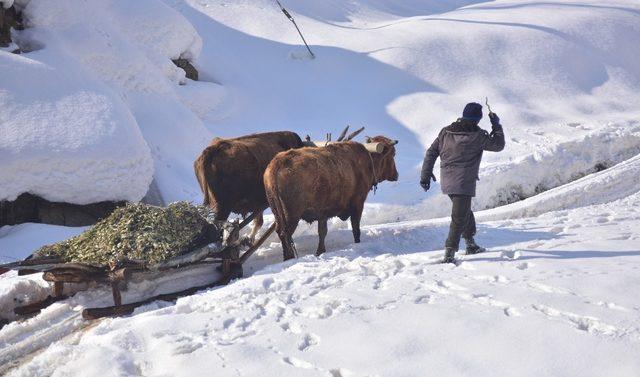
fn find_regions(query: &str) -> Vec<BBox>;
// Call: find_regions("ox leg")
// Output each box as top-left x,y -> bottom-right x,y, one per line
350,204 -> 364,243
214,208 -> 231,223
278,232 -> 295,261
248,212 -> 264,243
316,219 -> 328,256
278,219 -> 299,261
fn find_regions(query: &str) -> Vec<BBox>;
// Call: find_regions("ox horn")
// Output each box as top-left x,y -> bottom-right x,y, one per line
391,139 -> 398,145
336,125 -> 350,141
346,126 -> 365,141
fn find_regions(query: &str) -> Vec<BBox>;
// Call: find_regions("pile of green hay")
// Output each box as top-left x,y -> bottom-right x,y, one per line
35,202 -> 218,266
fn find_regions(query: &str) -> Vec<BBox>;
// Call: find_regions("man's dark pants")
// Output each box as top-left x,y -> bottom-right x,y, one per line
445,194 -> 476,249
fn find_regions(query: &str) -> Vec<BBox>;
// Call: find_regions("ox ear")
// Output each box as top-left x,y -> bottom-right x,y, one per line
365,136 -> 372,143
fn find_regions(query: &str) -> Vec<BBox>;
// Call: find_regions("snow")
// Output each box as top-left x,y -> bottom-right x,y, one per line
2,0 -> 640,375
3,179 -> 640,375
159,0 -> 640,221
0,51 -> 153,204
4,0 -> 640,210
1,0 -> 224,204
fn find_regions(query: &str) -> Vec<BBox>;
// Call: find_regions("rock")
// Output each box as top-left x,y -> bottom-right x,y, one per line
0,4 -> 23,49
0,193 -> 126,227
173,58 -> 198,81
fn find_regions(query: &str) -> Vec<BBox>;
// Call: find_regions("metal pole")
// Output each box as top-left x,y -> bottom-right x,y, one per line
275,0 -> 315,59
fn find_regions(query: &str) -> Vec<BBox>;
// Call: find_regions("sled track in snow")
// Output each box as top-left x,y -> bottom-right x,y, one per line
0,264 -> 225,373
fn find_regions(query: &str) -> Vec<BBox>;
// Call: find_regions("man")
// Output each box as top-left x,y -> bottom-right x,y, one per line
420,102 -> 505,263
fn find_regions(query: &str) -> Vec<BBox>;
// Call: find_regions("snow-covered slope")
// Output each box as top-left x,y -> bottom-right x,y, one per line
1,0 -> 225,204
2,161 -> 640,376
4,0 -> 639,212
169,0 -> 640,219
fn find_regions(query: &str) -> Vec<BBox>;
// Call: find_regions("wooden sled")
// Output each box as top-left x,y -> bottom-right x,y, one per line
0,214 -> 275,321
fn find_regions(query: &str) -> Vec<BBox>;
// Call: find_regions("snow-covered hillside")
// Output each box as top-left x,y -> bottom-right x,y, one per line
4,0 -> 639,214
1,0 -> 640,375
170,0 -> 640,219
1,0 -> 223,204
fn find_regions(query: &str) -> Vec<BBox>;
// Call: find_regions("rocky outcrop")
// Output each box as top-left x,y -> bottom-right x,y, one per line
0,193 -> 126,227
0,4 -> 23,53
173,58 -> 198,81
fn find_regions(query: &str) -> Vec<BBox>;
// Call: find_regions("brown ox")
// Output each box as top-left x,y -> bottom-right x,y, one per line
194,131 -> 303,241
264,136 -> 399,260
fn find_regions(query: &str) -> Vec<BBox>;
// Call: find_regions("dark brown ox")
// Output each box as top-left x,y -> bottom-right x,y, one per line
194,131 -> 303,241
264,136 -> 399,260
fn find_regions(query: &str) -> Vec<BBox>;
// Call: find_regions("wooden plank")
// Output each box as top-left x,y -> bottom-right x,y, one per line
14,295 -> 68,316
239,223 -> 276,264
111,283 -> 122,306
82,270 -> 239,320
53,282 -> 64,297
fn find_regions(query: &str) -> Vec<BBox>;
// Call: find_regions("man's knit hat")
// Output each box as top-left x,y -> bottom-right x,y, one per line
462,102 -> 483,121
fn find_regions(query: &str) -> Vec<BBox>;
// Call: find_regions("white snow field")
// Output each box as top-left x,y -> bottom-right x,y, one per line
2,159 -> 640,376
1,0 -> 640,375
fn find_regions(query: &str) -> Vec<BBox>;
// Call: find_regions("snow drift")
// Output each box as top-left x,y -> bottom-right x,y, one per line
1,0 -> 225,205
175,0 -> 640,222
0,52 -> 153,204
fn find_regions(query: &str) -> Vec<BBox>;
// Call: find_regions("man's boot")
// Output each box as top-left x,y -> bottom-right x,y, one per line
465,237 -> 486,255
443,247 -> 457,264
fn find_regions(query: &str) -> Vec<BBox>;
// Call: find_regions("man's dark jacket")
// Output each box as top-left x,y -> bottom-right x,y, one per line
421,118 -> 505,196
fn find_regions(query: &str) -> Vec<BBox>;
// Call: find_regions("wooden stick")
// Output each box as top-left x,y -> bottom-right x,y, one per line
345,126 -> 365,141
239,223 -> 276,264
336,125 -> 350,141
111,282 -> 122,306
14,295 -> 68,315
54,282 -> 64,298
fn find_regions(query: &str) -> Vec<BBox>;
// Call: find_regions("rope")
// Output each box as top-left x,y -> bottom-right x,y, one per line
367,151 -> 378,194
274,0 -> 315,59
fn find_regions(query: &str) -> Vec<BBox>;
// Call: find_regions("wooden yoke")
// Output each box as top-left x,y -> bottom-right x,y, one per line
302,140 -> 384,153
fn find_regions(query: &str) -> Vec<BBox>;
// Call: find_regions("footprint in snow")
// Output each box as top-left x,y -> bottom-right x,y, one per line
472,275 -> 509,283
528,282 -> 569,294
282,356 -> 314,369
262,277 -> 275,289
436,280 -> 467,291
330,368 -> 356,377
504,307 -> 522,317
516,262 -> 534,270
592,301 -> 630,312
298,333 -> 321,351
531,304 -> 620,337
501,250 -> 521,260
414,295 -> 435,304
280,321 -> 302,334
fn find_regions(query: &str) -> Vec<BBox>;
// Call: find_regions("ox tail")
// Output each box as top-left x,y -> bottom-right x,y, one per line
194,145 -> 219,209
265,169 -> 298,259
